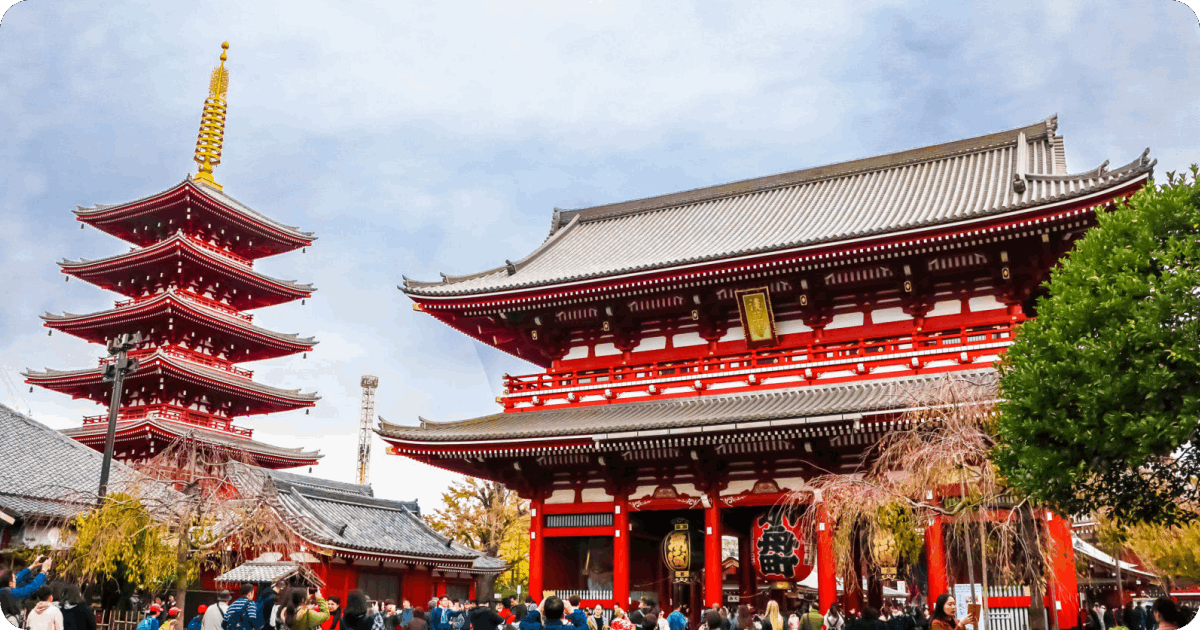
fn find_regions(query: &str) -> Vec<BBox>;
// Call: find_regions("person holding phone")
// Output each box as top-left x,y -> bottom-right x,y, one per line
929,596 -> 976,630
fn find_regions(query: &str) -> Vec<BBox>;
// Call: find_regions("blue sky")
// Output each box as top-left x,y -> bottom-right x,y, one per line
1,0 -> 1198,510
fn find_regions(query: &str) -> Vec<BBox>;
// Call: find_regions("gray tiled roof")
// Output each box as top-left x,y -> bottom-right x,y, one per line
230,465 -> 507,573
215,561 -> 321,585
61,417 -> 322,461
376,370 -> 998,443
0,404 -> 141,521
404,117 -> 1154,296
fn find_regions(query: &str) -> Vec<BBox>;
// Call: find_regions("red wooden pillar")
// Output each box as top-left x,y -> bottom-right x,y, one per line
925,514 -> 948,611
1046,511 -> 1080,630
738,535 -> 755,604
529,499 -> 545,600
614,497 -> 631,609
816,507 -> 837,615
704,492 -> 723,609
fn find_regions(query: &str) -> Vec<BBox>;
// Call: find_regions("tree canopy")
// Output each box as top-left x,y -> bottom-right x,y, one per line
995,166 -> 1200,526
427,478 -> 529,593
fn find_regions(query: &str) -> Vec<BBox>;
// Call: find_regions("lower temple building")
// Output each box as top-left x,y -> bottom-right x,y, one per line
380,117 -> 1156,629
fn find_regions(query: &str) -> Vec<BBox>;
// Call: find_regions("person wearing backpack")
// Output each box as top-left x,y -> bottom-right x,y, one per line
799,603 -> 823,630
205,592 -> 233,630
187,606 -> 209,630
139,605 -> 165,630
224,585 -> 263,630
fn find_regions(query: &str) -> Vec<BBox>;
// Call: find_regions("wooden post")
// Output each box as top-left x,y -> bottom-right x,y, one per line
530,499 -> 545,599
614,497 -> 631,609
704,491 -> 723,609
817,506 -> 837,615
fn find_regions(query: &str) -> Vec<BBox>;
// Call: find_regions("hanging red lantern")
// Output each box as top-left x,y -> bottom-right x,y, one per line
751,510 -> 814,582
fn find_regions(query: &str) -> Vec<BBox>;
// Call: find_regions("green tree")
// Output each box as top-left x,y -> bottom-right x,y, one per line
995,167 -> 1200,527
427,478 -> 528,593
66,492 -> 180,591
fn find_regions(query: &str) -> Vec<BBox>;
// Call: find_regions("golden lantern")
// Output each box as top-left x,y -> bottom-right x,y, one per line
661,518 -> 699,583
871,528 -> 899,580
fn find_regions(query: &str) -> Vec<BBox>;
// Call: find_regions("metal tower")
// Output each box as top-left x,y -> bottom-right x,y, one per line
357,375 -> 379,486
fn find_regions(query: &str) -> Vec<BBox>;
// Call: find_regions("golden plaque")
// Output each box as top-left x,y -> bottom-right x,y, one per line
736,287 -> 778,348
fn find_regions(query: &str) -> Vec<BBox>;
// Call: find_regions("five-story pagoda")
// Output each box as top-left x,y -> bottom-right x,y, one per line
25,43 -> 322,469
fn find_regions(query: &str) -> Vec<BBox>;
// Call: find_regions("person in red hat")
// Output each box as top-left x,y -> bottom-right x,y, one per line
188,605 -> 209,630
160,607 -> 182,630
137,605 -> 165,630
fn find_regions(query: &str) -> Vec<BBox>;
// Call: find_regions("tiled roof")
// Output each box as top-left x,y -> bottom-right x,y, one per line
0,404 -> 141,521
61,418 -> 323,462
24,351 -> 321,406
42,289 -> 318,349
403,117 -> 1154,296
230,465 -> 507,573
215,561 -> 323,585
265,469 -> 374,499
59,233 -> 316,294
74,178 -> 315,242
377,370 -> 997,443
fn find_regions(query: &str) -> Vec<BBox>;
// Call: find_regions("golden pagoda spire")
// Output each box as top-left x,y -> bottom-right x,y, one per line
193,42 -> 230,191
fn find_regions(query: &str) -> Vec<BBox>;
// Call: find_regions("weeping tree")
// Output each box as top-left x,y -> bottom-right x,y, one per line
796,374 -> 1058,630
61,433 -> 301,613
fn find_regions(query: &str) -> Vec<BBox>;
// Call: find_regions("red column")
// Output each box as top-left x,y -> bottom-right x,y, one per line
614,496 -> 631,609
816,507 -> 837,615
704,491 -> 723,609
738,535 -> 755,604
529,499 -> 545,600
1046,511 -> 1080,630
925,514 -> 948,611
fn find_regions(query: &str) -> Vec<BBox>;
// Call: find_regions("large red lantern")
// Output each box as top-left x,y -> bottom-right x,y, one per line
751,510 -> 814,582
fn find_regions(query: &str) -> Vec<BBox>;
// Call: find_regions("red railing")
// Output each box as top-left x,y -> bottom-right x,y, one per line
82,404 -> 254,438
113,290 -> 252,322
100,347 -> 253,379
502,321 -> 1015,405
183,234 -> 254,268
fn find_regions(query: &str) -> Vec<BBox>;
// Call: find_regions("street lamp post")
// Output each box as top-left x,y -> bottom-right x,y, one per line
97,332 -> 141,502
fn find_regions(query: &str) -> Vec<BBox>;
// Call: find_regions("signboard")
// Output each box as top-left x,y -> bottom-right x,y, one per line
735,287 -> 778,348
752,511 -> 813,582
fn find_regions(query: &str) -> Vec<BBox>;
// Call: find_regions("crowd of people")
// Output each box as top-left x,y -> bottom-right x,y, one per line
1,562 -> 1195,630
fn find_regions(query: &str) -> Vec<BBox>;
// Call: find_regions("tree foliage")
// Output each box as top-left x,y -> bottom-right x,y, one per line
427,478 -> 529,593
995,167 -> 1200,526
66,492 -> 180,590
1098,512 -> 1200,585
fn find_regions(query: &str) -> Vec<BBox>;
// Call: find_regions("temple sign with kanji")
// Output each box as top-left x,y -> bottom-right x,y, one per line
382,117 -> 1155,626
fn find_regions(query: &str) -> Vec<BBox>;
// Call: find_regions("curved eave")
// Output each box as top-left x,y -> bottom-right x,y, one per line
25,354 -> 319,415
74,179 -> 315,257
41,291 -> 317,359
59,234 -> 315,306
63,420 -> 321,468
402,151 -> 1153,301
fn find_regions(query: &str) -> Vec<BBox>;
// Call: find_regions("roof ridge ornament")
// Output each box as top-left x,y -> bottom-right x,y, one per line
193,42 -> 231,191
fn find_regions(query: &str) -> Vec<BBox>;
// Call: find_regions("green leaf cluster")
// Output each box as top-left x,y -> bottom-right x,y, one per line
66,493 -> 180,590
995,167 -> 1200,526
876,502 -> 923,566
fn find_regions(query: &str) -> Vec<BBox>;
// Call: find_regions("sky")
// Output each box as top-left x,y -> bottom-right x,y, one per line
1,0 -> 1198,512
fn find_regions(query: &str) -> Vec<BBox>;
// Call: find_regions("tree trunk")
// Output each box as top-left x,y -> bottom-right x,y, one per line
1020,504 -> 1048,630
476,573 -> 498,603
979,517 -> 990,630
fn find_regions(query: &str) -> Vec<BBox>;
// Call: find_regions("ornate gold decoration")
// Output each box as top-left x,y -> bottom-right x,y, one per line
193,42 -> 230,190
735,286 -> 778,349
661,518 -> 693,583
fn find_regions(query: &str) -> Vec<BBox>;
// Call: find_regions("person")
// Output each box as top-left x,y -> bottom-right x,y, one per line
1151,597 -> 1184,630
760,602 -> 783,630
386,601 -> 402,630
326,597 -> 343,630
205,592 -> 232,630
640,613 -> 659,630
611,610 -> 634,630
162,608 -> 183,630
928,596 -> 975,630
566,597 -> 587,630
886,604 -> 912,630
519,605 -> 543,630
406,610 -> 428,630
261,584 -> 284,630
1130,602 -> 1145,630
2,555 -> 52,623
279,587 -> 330,630
849,608 -> 886,630
188,607 -> 209,630
343,590 -> 385,630
139,604 -> 165,630
469,600 -> 505,630
702,611 -> 723,630
589,606 -> 607,630
798,603 -> 822,630
1086,603 -> 1104,630
27,586 -> 64,630
225,585 -> 264,630
668,605 -> 687,630
1103,606 -> 1116,630
511,602 -> 529,630
61,585 -> 96,630
401,602 -> 414,629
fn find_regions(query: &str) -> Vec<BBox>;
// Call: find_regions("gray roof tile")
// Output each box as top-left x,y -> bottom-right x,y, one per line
404,118 -> 1154,296
377,370 -> 998,442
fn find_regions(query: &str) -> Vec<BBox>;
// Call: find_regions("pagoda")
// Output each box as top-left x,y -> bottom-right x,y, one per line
25,43 -> 322,470
382,117 -> 1155,627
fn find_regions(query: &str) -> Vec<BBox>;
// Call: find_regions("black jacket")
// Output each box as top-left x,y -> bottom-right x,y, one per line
471,608 -> 506,630
63,604 -> 97,630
